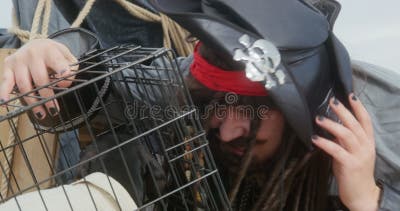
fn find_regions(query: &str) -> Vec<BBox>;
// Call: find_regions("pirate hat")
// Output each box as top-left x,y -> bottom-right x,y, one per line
151,0 -> 352,149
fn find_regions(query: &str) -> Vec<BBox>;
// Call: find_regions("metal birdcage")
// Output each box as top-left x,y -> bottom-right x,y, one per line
0,45 -> 231,210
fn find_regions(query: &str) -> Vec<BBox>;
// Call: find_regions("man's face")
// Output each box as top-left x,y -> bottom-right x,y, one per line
207,105 -> 285,172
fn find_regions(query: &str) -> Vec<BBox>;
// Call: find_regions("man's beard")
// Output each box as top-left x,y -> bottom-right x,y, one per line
207,128 -> 272,176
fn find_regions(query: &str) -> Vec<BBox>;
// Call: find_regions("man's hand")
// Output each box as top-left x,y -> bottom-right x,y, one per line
312,94 -> 380,211
0,39 -> 77,119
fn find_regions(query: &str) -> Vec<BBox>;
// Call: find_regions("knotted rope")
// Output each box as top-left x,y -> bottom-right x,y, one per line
9,0 -> 194,56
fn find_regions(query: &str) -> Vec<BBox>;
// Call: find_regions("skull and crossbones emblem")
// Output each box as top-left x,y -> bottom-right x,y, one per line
233,34 -> 286,89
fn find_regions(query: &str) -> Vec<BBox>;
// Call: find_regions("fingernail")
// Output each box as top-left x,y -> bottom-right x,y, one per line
317,115 -> 325,121
311,135 -> 319,140
332,97 -> 339,106
36,112 -> 43,119
49,107 -> 58,116
351,94 -> 358,101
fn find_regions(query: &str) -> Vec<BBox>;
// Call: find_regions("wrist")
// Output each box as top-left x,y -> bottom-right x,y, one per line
348,185 -> 381,211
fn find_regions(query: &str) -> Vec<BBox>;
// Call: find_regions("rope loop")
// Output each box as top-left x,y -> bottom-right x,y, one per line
9,0 -> 194,56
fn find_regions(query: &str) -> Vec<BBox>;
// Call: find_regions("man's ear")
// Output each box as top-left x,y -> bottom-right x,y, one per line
311,0 -> 342,30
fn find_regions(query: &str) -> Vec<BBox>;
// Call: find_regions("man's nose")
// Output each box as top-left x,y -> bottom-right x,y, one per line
218,112 -> 250,142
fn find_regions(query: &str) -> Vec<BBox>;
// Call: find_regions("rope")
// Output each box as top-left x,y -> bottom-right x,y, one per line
30,0 -> 46,39
7,27 -> 31,43
113,0 -> 194,56
9,0 -> 194,57
114,0 -> 161,22
9,8 -> 30,42
41,0 -> 52,36
160,14 -> 194,56
0,98 -> 21,197
71,0 -> 96,28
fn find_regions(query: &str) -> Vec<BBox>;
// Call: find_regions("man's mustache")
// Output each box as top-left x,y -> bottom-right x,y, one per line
208,128 -> 254,149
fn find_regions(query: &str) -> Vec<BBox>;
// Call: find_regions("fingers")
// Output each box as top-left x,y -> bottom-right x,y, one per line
312,135 -> 350,165
0,67 -> 15,102
328,97 -> 369,144
13,64 -> 46,119
316,115 -> 360,152
52,42 -> 78,88
349,94 -> 374,139
29,58 -> 59,116
313,94 -> 377,211
315,93 -> 375,152
0,39 -> 78,119
54,41 -> 79,71
44,50 -> 74,88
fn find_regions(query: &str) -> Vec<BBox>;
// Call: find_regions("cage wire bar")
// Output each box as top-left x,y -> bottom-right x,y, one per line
0,45 -> 231,210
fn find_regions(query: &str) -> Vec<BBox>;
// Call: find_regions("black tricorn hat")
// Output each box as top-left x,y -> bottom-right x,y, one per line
151,0 -> 353,149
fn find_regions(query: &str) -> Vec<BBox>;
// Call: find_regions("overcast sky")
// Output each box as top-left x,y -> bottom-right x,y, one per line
1,0 -> 399,72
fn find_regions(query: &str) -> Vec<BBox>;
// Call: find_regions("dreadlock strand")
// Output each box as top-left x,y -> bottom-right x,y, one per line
310,151 -> 332,211
253,123 -> 295,211
268,160 -> 299,209
257,137 -> 318,211
304,159 -> 315,211
283,152 -> 313,192
251,134 -> 296,211
310,166 -> 319,211
228,136 -> 257,204
282,152 -> 314,209
290,152 -> 316,211
291,166 -> 308,211
228,117 -> 261,205
289,152 -> 314,211
238,179 -> 253,211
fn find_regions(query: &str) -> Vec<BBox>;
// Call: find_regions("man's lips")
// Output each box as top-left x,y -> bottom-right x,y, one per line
224,145 -> 246,156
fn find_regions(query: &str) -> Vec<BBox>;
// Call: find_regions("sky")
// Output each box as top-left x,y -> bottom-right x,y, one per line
334,0 -> 400,72
1,0 -> 399,72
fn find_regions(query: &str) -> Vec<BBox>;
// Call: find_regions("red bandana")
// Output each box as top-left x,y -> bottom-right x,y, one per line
190,43 -> 268,96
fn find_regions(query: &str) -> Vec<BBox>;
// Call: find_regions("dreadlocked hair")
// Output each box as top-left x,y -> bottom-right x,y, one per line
185,43 -> 333,211
249,132 -> 332,211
